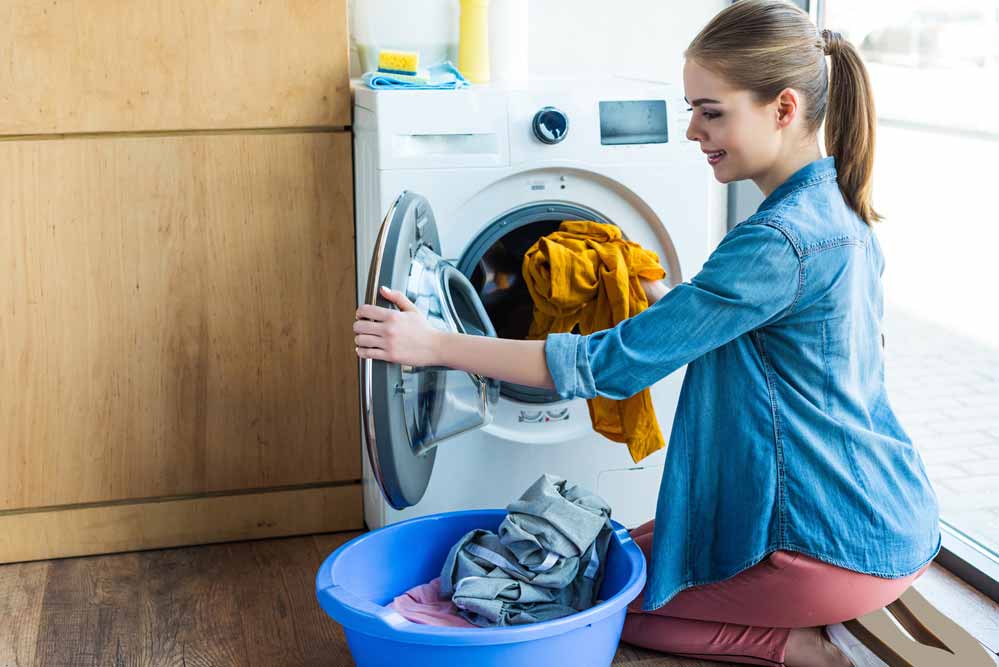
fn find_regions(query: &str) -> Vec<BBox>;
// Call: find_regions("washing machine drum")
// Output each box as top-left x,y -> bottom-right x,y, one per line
361,191 -> 500,510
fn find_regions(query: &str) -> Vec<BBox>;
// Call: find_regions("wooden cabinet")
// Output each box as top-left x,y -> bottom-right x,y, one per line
0,132 -> 359,508
0,0 -> 351,134
0,1 -> 361,563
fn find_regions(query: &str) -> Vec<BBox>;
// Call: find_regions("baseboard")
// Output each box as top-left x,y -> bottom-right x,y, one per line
0,482 -> 363,564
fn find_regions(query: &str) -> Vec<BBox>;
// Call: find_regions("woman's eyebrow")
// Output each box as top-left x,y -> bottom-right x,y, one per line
683,96 -> 722,106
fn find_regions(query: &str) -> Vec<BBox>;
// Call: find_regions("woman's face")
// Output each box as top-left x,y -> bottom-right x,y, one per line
682,58 -> 782,184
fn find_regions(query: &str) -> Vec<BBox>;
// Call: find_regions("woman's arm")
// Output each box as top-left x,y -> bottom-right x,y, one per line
547,222 -> 802,401
355,277 -> 670,389
439,331 -> 554,389
640,278 -> 670,304
360,224 -> 802,404
354,286 -> 556,389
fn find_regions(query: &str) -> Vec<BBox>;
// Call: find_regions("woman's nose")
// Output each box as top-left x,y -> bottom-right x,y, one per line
685,119 -> 703,143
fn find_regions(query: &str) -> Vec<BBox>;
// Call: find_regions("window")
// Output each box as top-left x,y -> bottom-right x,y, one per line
821,0 -> 999,597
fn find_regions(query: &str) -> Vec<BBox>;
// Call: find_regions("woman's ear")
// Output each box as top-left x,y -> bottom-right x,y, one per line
775,87 -> 800,129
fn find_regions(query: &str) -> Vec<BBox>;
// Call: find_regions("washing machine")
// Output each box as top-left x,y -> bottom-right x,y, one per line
353,77 -> 715,531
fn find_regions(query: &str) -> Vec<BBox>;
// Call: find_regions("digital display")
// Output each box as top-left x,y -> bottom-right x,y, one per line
599,100 -> 669,146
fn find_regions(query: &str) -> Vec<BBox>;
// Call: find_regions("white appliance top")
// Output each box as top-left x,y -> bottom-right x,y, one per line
352,76 -> 677,112
352,76 -> 695,170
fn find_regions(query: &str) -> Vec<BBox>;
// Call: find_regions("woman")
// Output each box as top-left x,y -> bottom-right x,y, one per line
354,2 -> 941,665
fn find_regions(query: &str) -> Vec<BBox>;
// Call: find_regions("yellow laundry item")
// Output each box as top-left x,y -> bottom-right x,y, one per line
522,220 -> 667,463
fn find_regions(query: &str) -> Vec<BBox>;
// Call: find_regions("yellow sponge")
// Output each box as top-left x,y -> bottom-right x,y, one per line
377,49 -> 420,76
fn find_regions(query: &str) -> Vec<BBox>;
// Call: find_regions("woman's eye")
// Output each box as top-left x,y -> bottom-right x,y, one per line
687,106 -> 720,120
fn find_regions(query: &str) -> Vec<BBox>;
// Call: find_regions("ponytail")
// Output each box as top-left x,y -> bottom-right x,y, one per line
822,29 -> 882,224
686,1 -> 883,225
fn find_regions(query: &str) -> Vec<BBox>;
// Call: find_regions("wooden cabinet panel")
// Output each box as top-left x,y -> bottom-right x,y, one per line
0,130 -> 359,511
0,0 -> 350,135
0,484 -> 362,563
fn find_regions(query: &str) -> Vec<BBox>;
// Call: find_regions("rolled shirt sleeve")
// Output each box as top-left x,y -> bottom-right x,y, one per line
543,220 -> 802,401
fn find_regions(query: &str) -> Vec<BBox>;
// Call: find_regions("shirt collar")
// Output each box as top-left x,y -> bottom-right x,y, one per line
757,156 -> 837,213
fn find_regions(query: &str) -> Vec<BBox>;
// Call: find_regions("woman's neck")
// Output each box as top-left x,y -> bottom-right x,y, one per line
754,142 -> 824,197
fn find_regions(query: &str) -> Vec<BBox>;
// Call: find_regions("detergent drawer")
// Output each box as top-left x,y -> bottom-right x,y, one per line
354,85 -> 510,170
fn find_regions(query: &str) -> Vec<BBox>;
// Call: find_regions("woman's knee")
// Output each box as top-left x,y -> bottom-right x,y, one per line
621,612 -> 691,653
630,519 -> 656,539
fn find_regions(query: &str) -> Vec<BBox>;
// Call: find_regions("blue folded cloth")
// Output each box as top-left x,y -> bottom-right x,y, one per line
362,61 -> 470,90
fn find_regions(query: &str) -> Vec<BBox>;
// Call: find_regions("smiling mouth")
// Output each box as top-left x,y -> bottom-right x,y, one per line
706,150 -> 727,165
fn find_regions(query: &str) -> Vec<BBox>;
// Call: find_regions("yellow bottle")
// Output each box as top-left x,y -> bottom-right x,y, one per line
458,0 -> 490,83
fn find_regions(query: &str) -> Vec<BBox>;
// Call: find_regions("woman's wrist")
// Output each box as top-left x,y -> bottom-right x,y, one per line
432,330 -> 453,367
641,278 -> 670,304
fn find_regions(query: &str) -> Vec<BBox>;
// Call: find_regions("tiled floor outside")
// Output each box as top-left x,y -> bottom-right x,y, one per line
869,106 -> 999,562
884,304 -> 999,556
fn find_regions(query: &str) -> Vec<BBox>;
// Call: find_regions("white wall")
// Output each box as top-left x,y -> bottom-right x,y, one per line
348,0 -> 730,246
349,0 -> 726,81
526,0 -> 722,84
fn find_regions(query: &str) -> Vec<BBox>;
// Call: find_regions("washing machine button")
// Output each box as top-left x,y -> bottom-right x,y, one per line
532,106 -> 569,145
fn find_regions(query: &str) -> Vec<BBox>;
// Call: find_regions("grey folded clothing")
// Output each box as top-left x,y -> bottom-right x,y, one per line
439,474 -> 613,627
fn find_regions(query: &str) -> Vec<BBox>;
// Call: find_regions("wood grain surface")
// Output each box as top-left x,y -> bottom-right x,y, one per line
0,483 -> 362,564
0,0 -> 351,135
0,131 -> 359,514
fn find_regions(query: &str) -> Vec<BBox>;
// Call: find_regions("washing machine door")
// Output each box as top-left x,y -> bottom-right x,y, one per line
361,191 -> 501,510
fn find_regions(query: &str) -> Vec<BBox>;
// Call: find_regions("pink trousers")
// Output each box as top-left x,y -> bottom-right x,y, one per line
622,520 -> 931,666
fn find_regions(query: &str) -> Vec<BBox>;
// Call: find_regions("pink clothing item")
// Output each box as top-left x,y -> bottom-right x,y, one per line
389,577 -> 477,628
622,519 -> 931,666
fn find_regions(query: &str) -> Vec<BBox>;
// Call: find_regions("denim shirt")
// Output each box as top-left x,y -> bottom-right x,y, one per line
544,157 -> 941,611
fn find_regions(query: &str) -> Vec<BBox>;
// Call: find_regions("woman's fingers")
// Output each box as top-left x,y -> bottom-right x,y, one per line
355,289 -> 418,322
354,334 -> 383,349
356,304 -> 395,321
352,319 -> 381,335
356,346 -> 389,360
379,286 -> 418,312
354,288 -> 432,365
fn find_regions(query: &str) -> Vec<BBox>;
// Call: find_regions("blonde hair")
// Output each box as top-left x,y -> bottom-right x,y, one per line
686,0 -> 882,224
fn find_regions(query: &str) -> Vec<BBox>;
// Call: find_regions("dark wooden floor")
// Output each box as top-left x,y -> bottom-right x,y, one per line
1,530 -> 996,666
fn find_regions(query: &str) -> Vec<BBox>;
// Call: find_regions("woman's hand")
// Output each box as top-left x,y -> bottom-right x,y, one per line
354,286 -> 442,366
356,287 -> 556,389
640,278 -> 670,305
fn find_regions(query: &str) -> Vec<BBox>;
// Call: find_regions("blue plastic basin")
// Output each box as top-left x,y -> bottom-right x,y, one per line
315,509 -> 646,667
